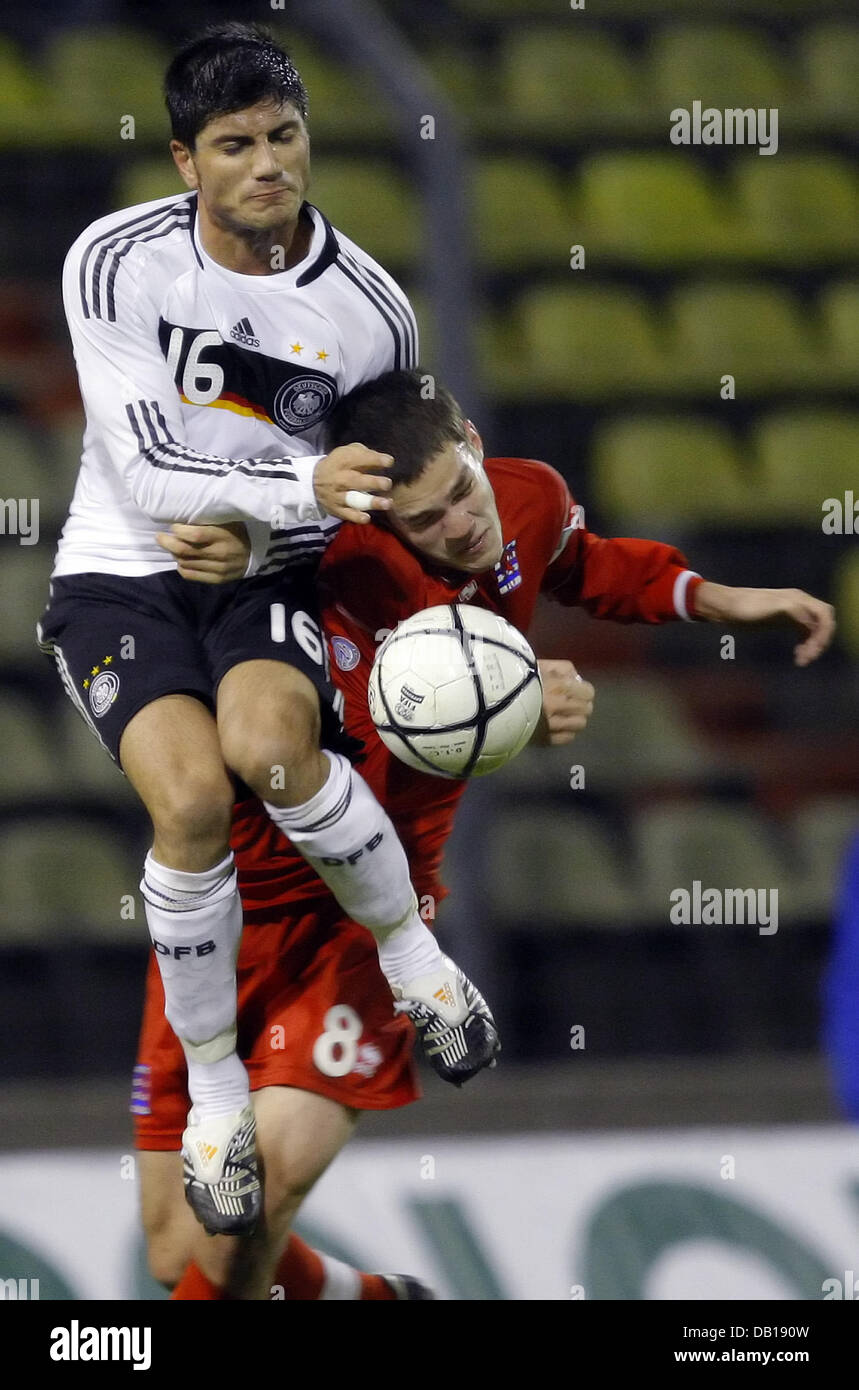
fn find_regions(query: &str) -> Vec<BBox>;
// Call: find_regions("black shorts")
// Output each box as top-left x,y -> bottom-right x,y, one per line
37,568 -> 359,766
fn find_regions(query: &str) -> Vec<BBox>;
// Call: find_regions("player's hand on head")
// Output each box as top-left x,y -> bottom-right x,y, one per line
156,522 -> 251,584
535,659 -> 595,746
313,444 -> 394,524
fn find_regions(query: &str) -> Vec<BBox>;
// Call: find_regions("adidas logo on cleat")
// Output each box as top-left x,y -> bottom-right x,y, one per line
196,1141 -> 219,1166
433,983 -> 457,1009
230,317 -> 260,348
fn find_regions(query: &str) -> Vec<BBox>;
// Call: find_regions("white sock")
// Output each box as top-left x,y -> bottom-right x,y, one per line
319,1253 -> 362,1300
141,851 -> 248,1120
264,751 -> 444,987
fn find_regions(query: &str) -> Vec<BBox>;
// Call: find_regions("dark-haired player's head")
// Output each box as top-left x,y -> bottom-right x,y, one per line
327,369 -> 504,573
166,23 -> 310,240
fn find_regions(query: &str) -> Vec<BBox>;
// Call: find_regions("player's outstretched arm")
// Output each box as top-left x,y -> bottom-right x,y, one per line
531,660 -> 596,747
692,582 -> 836,667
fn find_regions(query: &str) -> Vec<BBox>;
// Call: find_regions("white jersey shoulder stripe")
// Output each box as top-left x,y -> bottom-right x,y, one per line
78,195 -> 194,322
334,250 -> 412,371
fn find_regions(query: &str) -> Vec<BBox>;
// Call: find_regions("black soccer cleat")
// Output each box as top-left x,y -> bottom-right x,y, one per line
393,956 -> 501,1086
382,1273 -> 438,1300
181,1104 -> 263,1237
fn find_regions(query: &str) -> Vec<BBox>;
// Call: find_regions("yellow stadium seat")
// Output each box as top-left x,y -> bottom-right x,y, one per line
473,157 -> 569,269
453,0 -> 566,15
576,154 -> 737,266
497,30 -> 641,135
267,31 -> 394,143
790,797 -> 859,918
668,282 -> 815,393
732,157 -> 859,264
632,803 -> 800,924
484,284 -> 668,400
0,38 -> 53,146
307,160 -> 419,271
0,819 -> 140,941
753,409 -> 859,521
42,28 -> 171,146
486,808 -> 638,928
0,547 -> 54,665
0,695 -> 60,800
801,23 -> 859,130
591,416 -> 756,527
647,24 -> 790,111
834,553 -> 859,661
113,161 -> 187,212
820,281 -> 859,382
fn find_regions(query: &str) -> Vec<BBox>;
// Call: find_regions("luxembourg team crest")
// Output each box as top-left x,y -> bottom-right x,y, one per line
494,539 -> 522,595
332,636 -> 360,672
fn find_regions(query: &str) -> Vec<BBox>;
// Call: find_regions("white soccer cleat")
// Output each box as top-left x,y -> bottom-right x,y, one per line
392,956 -> 500,1086
181,1104 -> 262,1237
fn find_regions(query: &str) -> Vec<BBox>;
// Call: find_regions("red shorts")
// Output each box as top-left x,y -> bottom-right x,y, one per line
132,894 -> 420,1150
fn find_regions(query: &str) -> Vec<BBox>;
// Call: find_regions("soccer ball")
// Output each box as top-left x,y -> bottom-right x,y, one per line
368,604 -> 543,778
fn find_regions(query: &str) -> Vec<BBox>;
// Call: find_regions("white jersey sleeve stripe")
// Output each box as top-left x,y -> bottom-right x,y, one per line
127,400 -> 303,484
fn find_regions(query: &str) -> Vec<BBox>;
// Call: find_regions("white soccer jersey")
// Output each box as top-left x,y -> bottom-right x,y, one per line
54,191 -> 418,578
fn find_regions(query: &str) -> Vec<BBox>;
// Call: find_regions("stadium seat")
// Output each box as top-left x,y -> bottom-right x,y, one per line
789,797 -> 859,919
576,155 -> 738,266
0,38 -> 52,146
497,30 -> 642,136
732,157 -> 859,264
498,673 -> 720,792
801,23 -> 859,131
486,808 -> 639,929
42,29 -> 171,146
631,803 -> 800,924
57,704 -> 137,808
452,0 -> 566,15
0,819 -> 140,941
591,416 -> 757,528
113,161 -> 187,213
752,410 -> 859,521
484,284 -> 668,399
473,157 -> 569,269
266,32 -> 395,143
833,552 -> 859,661
0,546 -> 54,666
820,281 -> 859,384
0,417 -> 65,526
647,24 -> 790,112
667,283 -> 815,394
306,160 -> 419,272
0,694 -> 61,802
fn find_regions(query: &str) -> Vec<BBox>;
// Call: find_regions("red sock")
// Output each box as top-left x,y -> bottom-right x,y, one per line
274,1234 -> 395,1300
170,1260 -> 234,1301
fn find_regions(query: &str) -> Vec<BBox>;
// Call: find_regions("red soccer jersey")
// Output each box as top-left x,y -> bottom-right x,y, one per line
233,456 -> 702,896
231,456 -> 701,905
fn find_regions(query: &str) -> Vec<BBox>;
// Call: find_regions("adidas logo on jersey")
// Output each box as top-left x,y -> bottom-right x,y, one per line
230,317 -> 260,348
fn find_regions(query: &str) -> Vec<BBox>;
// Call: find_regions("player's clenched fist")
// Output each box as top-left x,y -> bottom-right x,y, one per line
313,443 -> 394,524
534,659 -> 595,746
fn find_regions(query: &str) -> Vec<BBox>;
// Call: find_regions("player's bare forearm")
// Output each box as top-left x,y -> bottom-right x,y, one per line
156,522 -> 251,583
531,659 -> 595,747
692,581 -> 836,667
